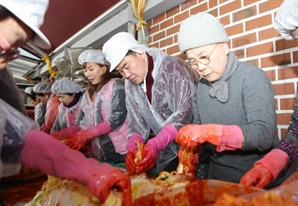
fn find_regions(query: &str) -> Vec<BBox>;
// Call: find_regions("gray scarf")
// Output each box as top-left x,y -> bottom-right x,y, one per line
209,51 -> 238,103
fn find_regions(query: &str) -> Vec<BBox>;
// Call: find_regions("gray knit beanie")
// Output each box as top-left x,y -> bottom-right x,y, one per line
178,12 -> 229,54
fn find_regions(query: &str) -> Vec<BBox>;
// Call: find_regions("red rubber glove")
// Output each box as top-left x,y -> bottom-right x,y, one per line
20,130 -> 131,205
51,125 -> 80,140
64,121 -> 112,150
125,124 -> 177,175
176,124 -> 243,152
240,149 -> 289,188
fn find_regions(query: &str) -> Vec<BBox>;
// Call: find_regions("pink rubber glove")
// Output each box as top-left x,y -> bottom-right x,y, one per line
240,149 -> 289,188
20,130 -> 132,205
51,125 -> 80,140
64,121 -> 112,150
176,124 -> 243,152
126,134 -> 145,151
135,124 -> 178,174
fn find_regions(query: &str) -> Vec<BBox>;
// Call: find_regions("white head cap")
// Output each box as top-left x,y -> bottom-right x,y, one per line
178,12 -> 228,54
24,87 -> 34,95
0,0 -> 51,49
51,79 -> 82,94
78,49 -> 106,65
33,82 -> 52,93
102,32 -> 148,72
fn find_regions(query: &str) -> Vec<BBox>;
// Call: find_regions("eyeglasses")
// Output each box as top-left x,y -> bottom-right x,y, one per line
186,44 -> 218,70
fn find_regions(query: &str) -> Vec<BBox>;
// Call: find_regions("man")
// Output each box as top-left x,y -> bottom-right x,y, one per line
0,1 -> 131,204
103,32 -> 197,175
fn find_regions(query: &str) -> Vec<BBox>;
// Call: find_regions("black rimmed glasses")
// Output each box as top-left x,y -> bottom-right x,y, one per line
186,44 -> 218,70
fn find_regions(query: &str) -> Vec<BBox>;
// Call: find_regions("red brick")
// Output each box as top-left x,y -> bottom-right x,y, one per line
174,11 -> 189,24
220,0 -> 241,15
261,53 -> 291,68
265,69 -> 276,81
259,0 -> 283,13
190,3 -> 208,15
243,0 -> 259,6
226,23 -> 243,36
233,6 -> 256,22
245,59 -> 259,67
153,31 -> 165,42
278,66 -> 298,80
220,15 -> 230,26
181,0 -> 198,12
276,113 -> 292,125
232,33 -> 256,47
273,82 -> 295,96
209,9 -> 218,18
176,53 -> 187,60
166,5 -> 180,19
247,42 -> 273,57
280,97 -> 295,110
160,18 -> 173,30
294,51 -> 298,63
152,13 -> 165,25
246,14 -> 272,31
209,0 -> 218,9
174,35 -> 178,44
149,25 -> 159,35
276,39 -> 298,52
259,27 -> 280,41
149,42 -> 158,48
234,49 -> 244,59
167,45 -> 179,55
160,37 -> 173,48
167,25 -> 180,36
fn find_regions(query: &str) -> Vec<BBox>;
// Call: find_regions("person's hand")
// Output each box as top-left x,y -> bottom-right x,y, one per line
125,150 -> 138,175
239,163 -> 273,188
135,144 -> 158,174
86,161 -> 131,205
126,134 -> 145,151
176,124 -> 222,147
240,149 -> 289,188
51,125 -> 80,140
64,131 -> 88,150
64,121 -> 112,150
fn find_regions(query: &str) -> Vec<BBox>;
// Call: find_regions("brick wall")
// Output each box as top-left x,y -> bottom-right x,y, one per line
147,0 -> 298,139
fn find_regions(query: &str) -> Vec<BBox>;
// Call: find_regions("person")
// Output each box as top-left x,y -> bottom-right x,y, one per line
103,32 -> 198,175
240,0 -> 298,188
55,49 -> 129,164
273,0 -> 298,40
175,12 -> 279,183
50,79 -> 83,134
0,1 -> 131,204
24,86 -> 46,127
33,81 -> 60,134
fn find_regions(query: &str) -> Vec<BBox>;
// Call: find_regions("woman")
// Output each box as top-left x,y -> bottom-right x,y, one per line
50,79 -> 83,134
24,86 -> 46,127
33,82 -> 60,134
176,12 -> 279,183
63,49 -> 128,164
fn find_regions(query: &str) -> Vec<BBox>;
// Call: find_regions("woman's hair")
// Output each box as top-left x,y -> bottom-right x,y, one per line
83,62 -> 122,101
35,93 -> 44,97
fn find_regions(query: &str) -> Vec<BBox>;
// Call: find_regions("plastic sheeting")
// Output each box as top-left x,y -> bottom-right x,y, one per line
125,48 -> 197,173
34,102 -> 46,127
0,99 -> 39,178
51,93 -> 83,133
77,79 -> 128,163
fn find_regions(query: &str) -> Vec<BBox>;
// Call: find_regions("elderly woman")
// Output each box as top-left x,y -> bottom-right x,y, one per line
176,12 -> 279,183
50,79 -> 83,134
